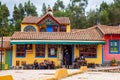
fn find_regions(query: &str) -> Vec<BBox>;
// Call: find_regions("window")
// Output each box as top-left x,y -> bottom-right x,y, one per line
0,51 -> 4,62
48,45 -> 58,57
16,45 -> 25,57
35,45 -> 45,57
40,28 -> 46,32
60,26 -> 66,32
52,26 -> 58,32
109,40 -> 119,53
24,25 -> 36,32
79,45 -> 97,58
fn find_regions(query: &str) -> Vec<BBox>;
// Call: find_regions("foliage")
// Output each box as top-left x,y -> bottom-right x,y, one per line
13,0 -> 38,31
41,3 -> 47,16
53,0 -> 65,11
24,0 -> 38,16
0,0 -> 120,37
111,58 -> 117,64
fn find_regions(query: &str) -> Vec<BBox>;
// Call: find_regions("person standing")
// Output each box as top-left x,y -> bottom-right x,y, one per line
65,51 -> 70,69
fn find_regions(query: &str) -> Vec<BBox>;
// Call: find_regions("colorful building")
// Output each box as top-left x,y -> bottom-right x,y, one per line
0,37 -> 11,69
0,8 -> 120,69
98,25 -> 120,64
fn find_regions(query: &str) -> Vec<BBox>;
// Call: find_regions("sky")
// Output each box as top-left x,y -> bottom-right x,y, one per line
0,0 -> 114,18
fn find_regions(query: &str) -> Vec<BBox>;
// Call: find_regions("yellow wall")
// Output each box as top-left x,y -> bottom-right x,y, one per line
86,44 -> 102,64
21,24 -> 39,32
74,44 -> 102,64
12,44 -> 102,66
66,24 -> 70,32
74,45 -> 79,59
12,44 -> 61,66
21,23 -> 70,32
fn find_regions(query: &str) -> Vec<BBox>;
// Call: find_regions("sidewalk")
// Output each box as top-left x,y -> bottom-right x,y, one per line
0,69 -> 78,80
62,72 -> 120,80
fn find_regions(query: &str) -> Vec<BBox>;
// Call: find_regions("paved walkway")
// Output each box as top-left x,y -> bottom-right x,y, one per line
0,69 -> 78,80
62,72 -> 120,80
0,67 -> 120,80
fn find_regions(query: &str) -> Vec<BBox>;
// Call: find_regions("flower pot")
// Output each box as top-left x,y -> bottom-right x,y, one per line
111,63 -> 117,66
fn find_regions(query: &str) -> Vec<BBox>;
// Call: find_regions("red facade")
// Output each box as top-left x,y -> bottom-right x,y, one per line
104,34 -> 120,61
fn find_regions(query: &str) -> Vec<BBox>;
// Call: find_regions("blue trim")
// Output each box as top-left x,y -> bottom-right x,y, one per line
102,45 -> 104,64
10,41 -> 105,45
10,49 -> 12,66
109,40 -> 119,54
35,56 -> 45,58
48,56 -> 58,58
72,44 -> 74,63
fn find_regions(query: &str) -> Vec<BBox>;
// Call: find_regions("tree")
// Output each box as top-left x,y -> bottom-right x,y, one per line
86,10 -> 98,27
100,10 -> 110,25
52,0 -> 68,17
53,0 -> 65,11
0,2 -> 10,36
13,5 -> 20,21
110,0 -> 120,25
0,3 -> 9,23
24,0 -> 38,16
41,3 -> 47,15
18,3 -> 25,19
13,1 -> 38,31
99,1 -> 109,12
68,0 -> 88,29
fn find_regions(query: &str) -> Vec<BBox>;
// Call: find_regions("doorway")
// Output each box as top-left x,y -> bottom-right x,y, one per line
62,45 -> 72,65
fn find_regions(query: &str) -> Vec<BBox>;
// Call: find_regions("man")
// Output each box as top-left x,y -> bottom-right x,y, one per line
65,51 -> 70,69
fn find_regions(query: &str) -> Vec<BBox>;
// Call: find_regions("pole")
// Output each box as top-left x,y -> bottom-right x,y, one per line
1,21 -> 4,70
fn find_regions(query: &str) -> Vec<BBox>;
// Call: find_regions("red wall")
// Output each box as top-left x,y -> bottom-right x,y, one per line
104,34 -> 120,61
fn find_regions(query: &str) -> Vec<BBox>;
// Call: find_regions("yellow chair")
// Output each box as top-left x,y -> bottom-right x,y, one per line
0,75 -> 13,80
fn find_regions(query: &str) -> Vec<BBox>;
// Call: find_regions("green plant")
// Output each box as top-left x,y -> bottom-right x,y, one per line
111,58 -> 117,64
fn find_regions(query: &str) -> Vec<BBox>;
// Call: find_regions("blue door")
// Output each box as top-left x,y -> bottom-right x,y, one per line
46,25 -> 52,32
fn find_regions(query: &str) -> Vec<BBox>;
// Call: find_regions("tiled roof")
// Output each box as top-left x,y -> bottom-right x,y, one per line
12,27 -> 104,41
55,17 -> 70,24
0,37 -> 11,49
22,16 -> 40,24
22,16 -> 70,24
97,25 -> 120,34
74,27 -> 104,41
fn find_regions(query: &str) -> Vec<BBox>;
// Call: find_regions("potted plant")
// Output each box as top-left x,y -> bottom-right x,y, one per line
111,58 -> 118,66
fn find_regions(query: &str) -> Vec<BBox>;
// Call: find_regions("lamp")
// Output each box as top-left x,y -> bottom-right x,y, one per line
1,20 -> 4,70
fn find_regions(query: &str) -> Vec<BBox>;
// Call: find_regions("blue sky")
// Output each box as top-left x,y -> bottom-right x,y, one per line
0,0 -> 114,18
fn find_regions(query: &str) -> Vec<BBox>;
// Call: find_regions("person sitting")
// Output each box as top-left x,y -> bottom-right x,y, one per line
39,62 -> 45,69
33,60 -> 39,69
49,61 -> 55,69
